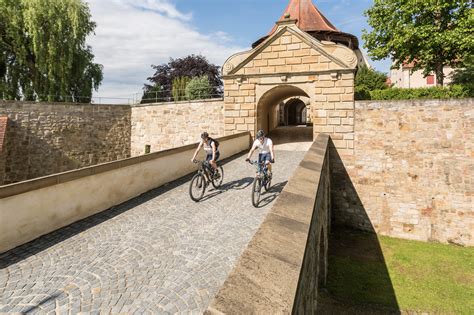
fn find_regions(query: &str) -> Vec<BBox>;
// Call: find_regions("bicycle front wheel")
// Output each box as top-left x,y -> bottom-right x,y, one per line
211,165 -> 224,189
264,174 -> 272,192
189,173 -> 206,202
251,177 -> 261,207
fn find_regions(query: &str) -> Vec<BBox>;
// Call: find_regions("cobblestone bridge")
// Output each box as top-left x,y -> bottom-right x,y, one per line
0,130 -> 310,314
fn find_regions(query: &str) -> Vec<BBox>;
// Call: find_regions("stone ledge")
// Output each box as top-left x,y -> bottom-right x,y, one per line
355,98 -> 474,109
0,100 -> 131,107
131,98 -> 224,108
0,132 -> 249,199
206,134 -> 330,314
223,69 -> 355,80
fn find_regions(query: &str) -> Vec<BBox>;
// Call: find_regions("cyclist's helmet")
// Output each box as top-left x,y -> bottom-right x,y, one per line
256,130 -> 265,139
201,132 -> 209,139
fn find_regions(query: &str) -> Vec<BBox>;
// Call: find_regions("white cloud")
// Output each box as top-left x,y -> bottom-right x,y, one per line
85,0 -> 246,102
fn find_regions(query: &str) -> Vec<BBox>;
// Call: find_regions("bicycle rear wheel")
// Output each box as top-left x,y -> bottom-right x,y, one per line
251,177 -> 261,207
211,165 -> 224,189
189,173 -> 206,202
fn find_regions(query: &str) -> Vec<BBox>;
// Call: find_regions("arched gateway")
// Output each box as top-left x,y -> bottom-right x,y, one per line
222,0 -> 365,153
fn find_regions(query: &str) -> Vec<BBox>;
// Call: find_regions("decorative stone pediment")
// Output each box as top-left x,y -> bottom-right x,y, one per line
222,20 -> 358,77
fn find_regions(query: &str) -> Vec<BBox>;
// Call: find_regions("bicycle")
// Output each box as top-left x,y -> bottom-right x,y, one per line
189,160 -> 224,202
247,160 -> 272,207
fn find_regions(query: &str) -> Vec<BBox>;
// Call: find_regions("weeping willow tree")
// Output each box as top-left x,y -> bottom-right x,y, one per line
0,0 -> 103,102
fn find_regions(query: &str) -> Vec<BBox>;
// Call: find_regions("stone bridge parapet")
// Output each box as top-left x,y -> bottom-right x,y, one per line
206,134 -> 331,314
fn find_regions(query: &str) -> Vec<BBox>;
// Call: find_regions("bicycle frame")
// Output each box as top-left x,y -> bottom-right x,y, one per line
248,160 -> 269,182
195,160 -> 212,182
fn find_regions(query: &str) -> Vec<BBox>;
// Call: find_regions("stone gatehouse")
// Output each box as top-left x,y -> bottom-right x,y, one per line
222,0 -> 367,154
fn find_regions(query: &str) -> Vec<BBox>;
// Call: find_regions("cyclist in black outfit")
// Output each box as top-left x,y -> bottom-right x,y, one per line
191,132 -> 220,177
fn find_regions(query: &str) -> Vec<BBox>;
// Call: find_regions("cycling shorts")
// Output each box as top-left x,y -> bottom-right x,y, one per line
258,153 -> 271,164
206,151 -> 220,162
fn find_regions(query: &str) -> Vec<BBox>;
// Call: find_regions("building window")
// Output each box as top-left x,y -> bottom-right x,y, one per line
426,75 -> 435,85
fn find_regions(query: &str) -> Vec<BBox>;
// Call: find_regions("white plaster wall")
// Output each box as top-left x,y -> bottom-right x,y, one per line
0,133 -> 250,253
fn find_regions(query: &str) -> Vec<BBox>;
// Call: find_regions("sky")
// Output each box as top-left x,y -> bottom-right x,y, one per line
86,0 -> 391,101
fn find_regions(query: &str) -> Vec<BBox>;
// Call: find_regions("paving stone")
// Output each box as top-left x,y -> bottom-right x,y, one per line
0,150 -> 305,313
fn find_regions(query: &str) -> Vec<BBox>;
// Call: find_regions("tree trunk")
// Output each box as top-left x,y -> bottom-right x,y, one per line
435,63 -> 444,87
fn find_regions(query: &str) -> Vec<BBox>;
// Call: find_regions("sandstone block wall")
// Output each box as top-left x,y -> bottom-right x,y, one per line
332,98 -> 474,246
312,72 -> 354,156
130,99 -> 225,156
0,102 -> 131,185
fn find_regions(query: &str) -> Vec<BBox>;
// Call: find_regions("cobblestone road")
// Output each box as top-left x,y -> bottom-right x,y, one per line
0,147 -> 307,314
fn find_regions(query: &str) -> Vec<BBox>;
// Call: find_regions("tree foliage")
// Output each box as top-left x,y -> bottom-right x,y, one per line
142,55 -> 221,103
363,0 -> 474,86
356,66 -> 388,90
355,66 -> 388,100
185,76 -> 211,101
0,0 -> 103,102
172,76 -> 190,101
451,55 -> 474,85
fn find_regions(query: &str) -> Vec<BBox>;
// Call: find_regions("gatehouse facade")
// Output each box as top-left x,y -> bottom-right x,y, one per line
222,0 -> 367,154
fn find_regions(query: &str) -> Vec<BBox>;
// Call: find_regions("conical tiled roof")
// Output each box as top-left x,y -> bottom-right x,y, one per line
252,0 -> 358,49
269,0 -> 339,34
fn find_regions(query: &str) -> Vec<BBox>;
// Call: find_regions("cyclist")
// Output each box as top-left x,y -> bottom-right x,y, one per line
191,132 -> 220,178
245,129 -> 275,176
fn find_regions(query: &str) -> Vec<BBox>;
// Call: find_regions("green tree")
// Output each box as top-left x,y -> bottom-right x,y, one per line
185,76 -> 211,101
172,76 -> 190,101
0,0 -> 103,102
363,0 -> 473,86
451,55 -> 474,85
142,55 -> 222,104
355,66 -> 388,100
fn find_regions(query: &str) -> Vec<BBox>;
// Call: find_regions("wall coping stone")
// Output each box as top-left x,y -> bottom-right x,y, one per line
131,98 -> 224,108
356,98 -> 474,109
206,133 -> 330,314
0,132 -> 249,199
0,100 -> 131,107
223,69 -> 355,80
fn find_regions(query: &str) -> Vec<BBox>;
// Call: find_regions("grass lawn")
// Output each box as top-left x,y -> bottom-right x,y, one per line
318,226 -> 474,314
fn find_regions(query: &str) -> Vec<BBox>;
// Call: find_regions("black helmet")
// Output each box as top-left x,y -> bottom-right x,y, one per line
201,132 -> 209,139
256,130 -> 265,139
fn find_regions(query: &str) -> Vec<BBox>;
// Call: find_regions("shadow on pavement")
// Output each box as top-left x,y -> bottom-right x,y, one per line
255,180 -> 288,208
199,177 -> 253,202
0,152 -> 247,269
268,126 -> 313,146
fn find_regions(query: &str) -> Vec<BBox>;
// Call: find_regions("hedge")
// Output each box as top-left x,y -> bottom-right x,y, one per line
356,84 -> 474,101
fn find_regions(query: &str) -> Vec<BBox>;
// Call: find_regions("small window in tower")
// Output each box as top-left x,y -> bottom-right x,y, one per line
426,75 -> 435,85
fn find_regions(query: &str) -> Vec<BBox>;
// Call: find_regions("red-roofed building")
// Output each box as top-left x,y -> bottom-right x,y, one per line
390,61 -> 454,88
253,0 -> 359,50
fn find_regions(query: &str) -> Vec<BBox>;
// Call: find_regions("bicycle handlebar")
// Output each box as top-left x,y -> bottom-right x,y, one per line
247,160 -> 261,165
247,159 -> 274,165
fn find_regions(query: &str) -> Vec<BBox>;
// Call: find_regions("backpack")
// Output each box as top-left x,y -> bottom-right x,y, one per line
210,137 -> 219,149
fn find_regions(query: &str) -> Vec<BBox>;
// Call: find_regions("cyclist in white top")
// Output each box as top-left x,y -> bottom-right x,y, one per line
245,129 -> 275,175
191,132 -> 220,176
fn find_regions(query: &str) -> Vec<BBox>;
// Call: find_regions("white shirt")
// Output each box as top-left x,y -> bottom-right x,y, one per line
201,139 -> 219,153
253,138 -> 273,154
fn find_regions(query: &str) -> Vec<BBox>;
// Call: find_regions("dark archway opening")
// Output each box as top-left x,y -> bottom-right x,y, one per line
257,85 -> 313,144
284,98 -> 307,126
